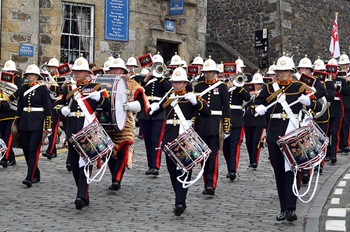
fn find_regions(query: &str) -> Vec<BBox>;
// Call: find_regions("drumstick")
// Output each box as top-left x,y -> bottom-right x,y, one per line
80,89 -> 107,101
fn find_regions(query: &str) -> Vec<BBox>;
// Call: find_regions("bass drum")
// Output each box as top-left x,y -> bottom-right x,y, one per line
94,74 -> 127,132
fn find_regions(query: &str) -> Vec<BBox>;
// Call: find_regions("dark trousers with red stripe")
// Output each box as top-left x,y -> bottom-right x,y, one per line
139,119 -> 164,170
223,127 -> 244,173
21,130 -> 42,181
166,154 -> 192,206
68,142 -> 89,201
244,126 -> 264,167
45,112 -> 60,156
327,117 -> 342,159
339,109 -> 350,149
201,135 -> 219,189
268,142 -> 297,212
108,144 -> 128,183
0,120 -> 15,162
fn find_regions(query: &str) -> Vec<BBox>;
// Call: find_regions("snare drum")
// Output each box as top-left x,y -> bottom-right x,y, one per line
0,138 -> 7,161
163,127 -> 211,171
277,122 -> 329,170
94,74 -> 128,132
69,120 -> 114,163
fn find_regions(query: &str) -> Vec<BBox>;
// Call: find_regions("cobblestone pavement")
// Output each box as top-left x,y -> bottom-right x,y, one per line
0,135 -> 349,232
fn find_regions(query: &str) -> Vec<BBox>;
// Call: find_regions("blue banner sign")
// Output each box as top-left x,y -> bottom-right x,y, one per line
169,0 -> 184,15
105,0 -> 129,41
19,44 -> 34,57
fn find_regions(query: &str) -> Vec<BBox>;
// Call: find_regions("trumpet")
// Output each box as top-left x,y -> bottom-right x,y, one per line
138,62 -> 168,78
225,73 -> 247,87
0,81 -> 18,111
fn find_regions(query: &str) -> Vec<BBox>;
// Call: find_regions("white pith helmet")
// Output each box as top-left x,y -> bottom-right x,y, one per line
169,67 -> 189,82
169,52 -> 182,66
297,55 -> 313,69
192,54 -> 204,66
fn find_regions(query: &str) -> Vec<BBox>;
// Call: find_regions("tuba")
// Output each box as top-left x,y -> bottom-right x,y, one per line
231,74 -> 247,87
0,81 -> 18,111
139,62 -> 167,78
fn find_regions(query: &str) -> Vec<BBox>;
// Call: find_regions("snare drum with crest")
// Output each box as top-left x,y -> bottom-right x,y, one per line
0,138 -> 7,161
94,74 -> 128,132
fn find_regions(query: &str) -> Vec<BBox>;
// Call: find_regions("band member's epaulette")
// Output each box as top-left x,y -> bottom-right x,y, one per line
163,98 -> 175,109
159,78 -> 166,83
266,84 -> 283,103
298,82 -> 308,94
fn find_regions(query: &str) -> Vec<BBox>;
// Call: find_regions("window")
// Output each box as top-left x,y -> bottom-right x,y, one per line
61,2 -> 94,64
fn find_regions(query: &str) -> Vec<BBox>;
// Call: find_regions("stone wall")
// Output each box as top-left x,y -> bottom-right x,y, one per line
207,0 -> 350,71
1,0 -> 206,69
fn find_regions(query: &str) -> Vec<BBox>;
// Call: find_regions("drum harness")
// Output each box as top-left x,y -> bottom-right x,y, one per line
70,83 -> 111,184
272,82 -> 324,203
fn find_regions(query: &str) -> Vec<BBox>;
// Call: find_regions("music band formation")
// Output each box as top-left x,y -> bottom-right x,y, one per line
0,51 -> 348,221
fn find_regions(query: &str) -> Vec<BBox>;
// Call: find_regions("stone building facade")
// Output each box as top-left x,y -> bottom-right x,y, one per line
207,0 -> 350,71
0,0 -> 207,71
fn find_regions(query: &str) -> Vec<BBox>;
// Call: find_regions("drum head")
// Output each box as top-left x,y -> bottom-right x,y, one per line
112,75 -> 128,131
94,74 -> 117,94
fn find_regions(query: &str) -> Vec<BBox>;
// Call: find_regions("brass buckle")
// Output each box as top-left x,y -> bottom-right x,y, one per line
76,111 -> 81,118
27,107 -> 32,112
173,119 -> 177,126
280,112 -> 288,120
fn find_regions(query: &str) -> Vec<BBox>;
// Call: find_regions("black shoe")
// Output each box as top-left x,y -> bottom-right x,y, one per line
228,172 -> 236,181
302,173 -> 310,185
276,211 -> 286,221
74,198 -> 86,210
0,160 -> 8,168
285,210 -> 297,222
249,163 -> 257,169
137,135 -> 144,139
66,164 -> 72,172
151,168 -> 159,176
22,179 -> 32,188
202,187 -> 215,195
331,157 -> 337,164
145,168 -> 153,175
7,160 -> 16,166
42,152 -> 49,158
32,178 -> 40,184
343,147 -> 350,153
109,181 -> 121,191
50,153 -> 57,159
325,156 -> 331,161
174,204 -> 186,216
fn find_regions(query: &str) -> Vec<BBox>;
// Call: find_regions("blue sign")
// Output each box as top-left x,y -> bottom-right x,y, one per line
105,0 -> 129,42
165,20 -> 175,32
169,0 -> 184,16
19,44 -> 34,57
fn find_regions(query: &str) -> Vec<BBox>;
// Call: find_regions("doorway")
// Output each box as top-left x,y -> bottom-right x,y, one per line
156,40 -> 179,65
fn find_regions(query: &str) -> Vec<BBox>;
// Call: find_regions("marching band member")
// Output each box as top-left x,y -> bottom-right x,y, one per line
191,54 -> 204,83
254,55 -> 322,222
138,52 -> 172,176
243,72 -> 267,170
42,57 -> 62,160
222,72 -> 250,180
194,57 -> 230,195
56,56 -> 109,210
313,57 -> 335,172
106,57 -> 149,191
0,59 -> 23,167
149,67 -> 210,216
338,53 -> 350,153
265,63 -> 277,79
325,58 -> 350,164
296,55 -> 326,184
16,64 -> 52,187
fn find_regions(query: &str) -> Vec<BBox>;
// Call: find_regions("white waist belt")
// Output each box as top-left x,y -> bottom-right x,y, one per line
230,105 -> 242,110
69,112 -> 85,117
147,96 -> 161,101
334,97 -> 340,101
211,110 -> 222,115
166,119 -> 192,126
23,107 -> 44,112
270,113 -> 298,119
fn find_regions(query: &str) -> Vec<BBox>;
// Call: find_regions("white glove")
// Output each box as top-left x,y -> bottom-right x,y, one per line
149,102 -> 160,115
184,92 -> 197,105
89,91 -> 101,102
61,106 -> 71,117
224,133 -> 230,139
255,104 -> 267,116
123,101 -> 141,113
298,94 -> 311,106
46,129 -> 52,136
